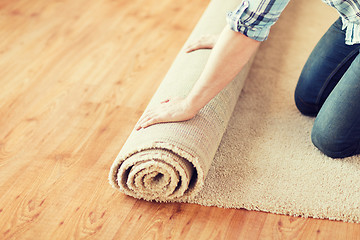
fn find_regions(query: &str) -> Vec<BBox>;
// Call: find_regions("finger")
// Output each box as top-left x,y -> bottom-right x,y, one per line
142,107 -> 153,116
186,44 -> 213,53
140,116 -> 161,129
135,117 -> 145,130
185,47 -> 194,53
140,108 -> 155,120
136,109 -> 160,130
135,113 -> 147,129
135,113 -> 153,130
185,44 -> 200,53
135,117 -> 149,130
184,42 -> 200,53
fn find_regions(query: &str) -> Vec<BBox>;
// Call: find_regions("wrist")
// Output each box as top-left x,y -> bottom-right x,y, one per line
184,95 -> 202,116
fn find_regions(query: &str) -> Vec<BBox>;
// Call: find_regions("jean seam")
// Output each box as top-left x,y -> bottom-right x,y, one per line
315,48 -> 360,105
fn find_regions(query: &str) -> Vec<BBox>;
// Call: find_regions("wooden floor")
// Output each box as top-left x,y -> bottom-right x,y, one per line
1,0 -> 360,239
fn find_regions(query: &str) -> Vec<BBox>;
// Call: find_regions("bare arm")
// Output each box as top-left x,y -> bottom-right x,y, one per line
185,26 -> 260,113
135,26 -> 260,130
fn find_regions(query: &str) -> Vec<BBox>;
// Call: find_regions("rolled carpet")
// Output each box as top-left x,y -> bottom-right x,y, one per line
109,0 -> 248,202
110,0 -> 360,223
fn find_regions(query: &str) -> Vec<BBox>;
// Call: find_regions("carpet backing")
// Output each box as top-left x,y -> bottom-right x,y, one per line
109,0 -> 360,223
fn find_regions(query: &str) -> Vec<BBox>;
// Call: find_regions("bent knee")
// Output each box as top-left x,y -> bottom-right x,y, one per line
294,90 -> 320,117
311,126 -> 358,158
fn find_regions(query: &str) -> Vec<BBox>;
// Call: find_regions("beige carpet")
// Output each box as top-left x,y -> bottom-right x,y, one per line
109,0 -> 360,223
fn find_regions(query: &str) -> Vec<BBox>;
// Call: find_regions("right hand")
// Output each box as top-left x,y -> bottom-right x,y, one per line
135,97 -> 198,131
184,34 -> 219,53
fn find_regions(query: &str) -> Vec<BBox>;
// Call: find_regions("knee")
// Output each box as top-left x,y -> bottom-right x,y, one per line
294,89 -> 319,117
311,130 -> 339,158
311,123 -> 358,158
294,71 -> 322,117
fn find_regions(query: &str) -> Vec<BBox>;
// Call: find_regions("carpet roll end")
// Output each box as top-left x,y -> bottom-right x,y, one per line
109,143 -> 203,202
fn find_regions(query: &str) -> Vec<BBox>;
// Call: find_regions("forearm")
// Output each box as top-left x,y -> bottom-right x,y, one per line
185,26 -> 260,113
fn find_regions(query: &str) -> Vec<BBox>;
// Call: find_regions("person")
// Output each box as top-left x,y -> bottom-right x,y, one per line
135,0 -> 360,158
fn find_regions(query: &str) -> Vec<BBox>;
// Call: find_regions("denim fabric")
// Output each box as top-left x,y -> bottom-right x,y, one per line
294,18 -> 360,158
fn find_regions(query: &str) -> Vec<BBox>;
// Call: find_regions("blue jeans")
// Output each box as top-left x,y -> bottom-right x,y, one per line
294,18 -> 360,158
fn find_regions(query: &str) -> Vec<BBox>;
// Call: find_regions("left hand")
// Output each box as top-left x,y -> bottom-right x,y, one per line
135,97 -> 198,130
184,34 -> 219,53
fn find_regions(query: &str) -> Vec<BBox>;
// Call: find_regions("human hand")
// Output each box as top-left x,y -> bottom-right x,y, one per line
184,34 -> 219,53
135,97 -> 198,130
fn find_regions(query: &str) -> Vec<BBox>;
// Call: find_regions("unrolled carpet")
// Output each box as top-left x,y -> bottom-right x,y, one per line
109,0 -> 360,223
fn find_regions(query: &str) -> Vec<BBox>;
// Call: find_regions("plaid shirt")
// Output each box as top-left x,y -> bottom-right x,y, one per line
227,0 -> 360,45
